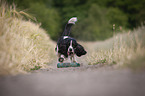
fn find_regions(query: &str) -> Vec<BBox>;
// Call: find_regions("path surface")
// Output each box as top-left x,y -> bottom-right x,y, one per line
0,64 -> 145,96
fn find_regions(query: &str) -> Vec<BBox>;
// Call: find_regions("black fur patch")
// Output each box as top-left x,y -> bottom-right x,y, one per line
57,36 -> 77,57
74,44 -> 87,57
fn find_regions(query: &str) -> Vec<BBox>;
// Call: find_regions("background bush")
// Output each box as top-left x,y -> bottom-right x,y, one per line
7,0 -> 145,41
29,2 -> 61,40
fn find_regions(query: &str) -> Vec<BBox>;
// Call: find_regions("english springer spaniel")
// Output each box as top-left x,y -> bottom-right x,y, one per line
55,17 -> 87,63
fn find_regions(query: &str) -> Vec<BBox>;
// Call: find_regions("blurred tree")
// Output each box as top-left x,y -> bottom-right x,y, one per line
6,0 -> 145,41
72,4 -> 111,41
106,7 -> 128,31
29,2 -> 61,40
106,0 -> 145,28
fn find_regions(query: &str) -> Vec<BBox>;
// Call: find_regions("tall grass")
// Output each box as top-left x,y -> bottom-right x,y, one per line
0,1 -> 55,75
86,25 -> 145,70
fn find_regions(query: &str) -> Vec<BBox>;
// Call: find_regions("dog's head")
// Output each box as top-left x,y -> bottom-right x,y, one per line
67,39 -> 87,57
67,39 -> 77,56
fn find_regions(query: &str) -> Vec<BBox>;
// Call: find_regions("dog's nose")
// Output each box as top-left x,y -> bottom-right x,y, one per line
69,48 -> 72,51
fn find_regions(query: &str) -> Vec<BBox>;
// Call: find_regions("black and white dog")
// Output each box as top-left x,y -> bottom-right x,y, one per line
55,17 -> 87,63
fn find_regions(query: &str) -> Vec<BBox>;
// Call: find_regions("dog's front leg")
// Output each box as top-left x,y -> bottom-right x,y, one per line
59,54 -> 65,63
57,53 -> 64,63
70,55 -> 77,63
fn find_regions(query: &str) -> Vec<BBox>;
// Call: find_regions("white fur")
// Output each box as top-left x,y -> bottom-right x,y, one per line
68,40 -> 76,63
63,36 -> 69,39
68,40 -> 74,52
68,17 -> 77,24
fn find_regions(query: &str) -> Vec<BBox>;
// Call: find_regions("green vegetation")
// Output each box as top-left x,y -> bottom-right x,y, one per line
6,0 -> 145,41
31,65 -> 42,71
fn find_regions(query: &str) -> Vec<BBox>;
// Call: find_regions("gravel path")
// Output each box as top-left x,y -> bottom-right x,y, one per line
0,64 -> 145,96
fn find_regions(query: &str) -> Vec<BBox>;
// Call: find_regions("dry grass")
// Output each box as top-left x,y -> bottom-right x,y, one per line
86,25 -> 145,70
0,1 -> 55,75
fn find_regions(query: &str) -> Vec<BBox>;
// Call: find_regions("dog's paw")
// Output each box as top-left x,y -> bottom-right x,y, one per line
68,17 -> 77,24
59,57 -> 64,63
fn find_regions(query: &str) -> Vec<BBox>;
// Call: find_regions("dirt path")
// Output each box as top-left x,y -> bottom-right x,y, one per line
0,63 -> 145,96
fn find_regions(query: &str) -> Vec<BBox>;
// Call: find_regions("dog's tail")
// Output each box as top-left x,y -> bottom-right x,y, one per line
62,17 -> 77,36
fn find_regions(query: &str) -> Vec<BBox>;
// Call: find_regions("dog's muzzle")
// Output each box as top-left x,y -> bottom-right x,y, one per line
67,48 -> 74,55
68,52 -> 74,55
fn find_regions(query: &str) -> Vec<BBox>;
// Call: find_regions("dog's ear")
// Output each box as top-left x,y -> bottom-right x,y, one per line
75,44 -> 87,57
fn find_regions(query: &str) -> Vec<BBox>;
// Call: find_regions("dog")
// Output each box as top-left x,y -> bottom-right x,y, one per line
55,17 -> 87,63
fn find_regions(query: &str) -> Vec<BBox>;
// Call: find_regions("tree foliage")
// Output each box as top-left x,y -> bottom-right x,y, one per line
29,2 -> 61,40
6,0 -> 145,41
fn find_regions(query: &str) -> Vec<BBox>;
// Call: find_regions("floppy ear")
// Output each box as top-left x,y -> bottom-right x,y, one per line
75,44 -> 87,57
